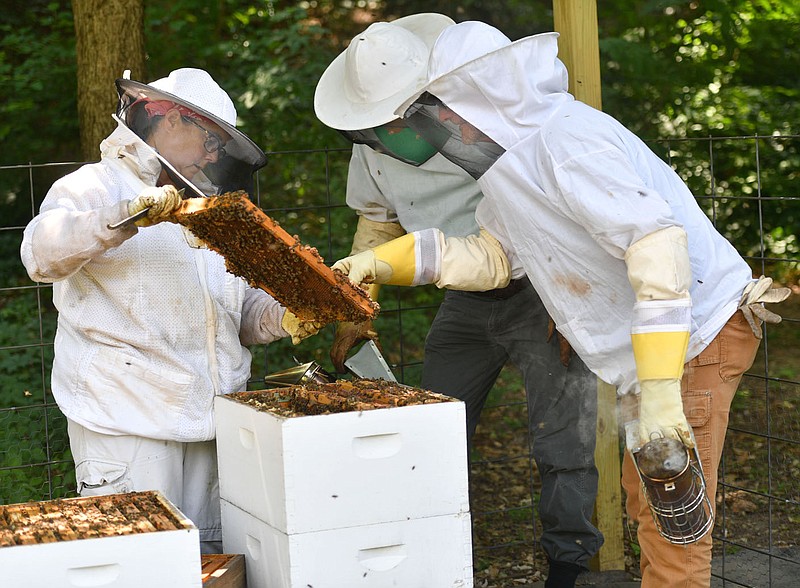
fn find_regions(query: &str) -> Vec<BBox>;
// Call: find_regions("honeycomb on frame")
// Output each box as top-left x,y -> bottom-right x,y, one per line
167,192 -> 379,326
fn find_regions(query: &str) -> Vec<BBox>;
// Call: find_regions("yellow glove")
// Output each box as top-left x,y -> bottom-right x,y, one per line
351,217 -> 406,253
332,233 -> 417,286
638,380 -> 693,449
281,310 -> 322,345
128,185 -> 182,227
626,226 -> 693,450
332,228 -> 511,290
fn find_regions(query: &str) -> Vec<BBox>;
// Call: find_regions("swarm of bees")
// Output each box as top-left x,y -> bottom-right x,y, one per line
0,491 -> 188,546
167,192 -> 380,326
227,379 -> 456,418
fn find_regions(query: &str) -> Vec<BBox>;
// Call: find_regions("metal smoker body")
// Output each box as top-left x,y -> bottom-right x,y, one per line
632,436 -> 714,544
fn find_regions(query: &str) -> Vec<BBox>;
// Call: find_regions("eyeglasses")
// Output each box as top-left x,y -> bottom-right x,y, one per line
182,116 -> 227,158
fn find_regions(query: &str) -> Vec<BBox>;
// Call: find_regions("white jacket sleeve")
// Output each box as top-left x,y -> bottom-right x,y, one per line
21,200 -> 136,283
239,287 -> 290,346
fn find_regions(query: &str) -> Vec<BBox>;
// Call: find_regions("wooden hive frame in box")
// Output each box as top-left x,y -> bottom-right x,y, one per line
0,491 -> 193,546
167,192 -> 379,326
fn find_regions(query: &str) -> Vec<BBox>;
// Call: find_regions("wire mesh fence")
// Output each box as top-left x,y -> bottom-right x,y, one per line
0,133 -> 798,586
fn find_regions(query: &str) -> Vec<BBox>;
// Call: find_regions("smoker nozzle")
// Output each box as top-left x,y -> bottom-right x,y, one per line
263,361 -> 334,387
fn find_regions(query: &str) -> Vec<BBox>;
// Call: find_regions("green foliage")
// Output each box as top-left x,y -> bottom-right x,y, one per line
597,0 -> 800,274
144,1 -> 341,152
0,0 -> 78,163
0,407 -> 74,503
374,0 -> 554,38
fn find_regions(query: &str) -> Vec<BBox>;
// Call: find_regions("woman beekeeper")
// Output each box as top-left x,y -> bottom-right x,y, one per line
20,68 -> 317,553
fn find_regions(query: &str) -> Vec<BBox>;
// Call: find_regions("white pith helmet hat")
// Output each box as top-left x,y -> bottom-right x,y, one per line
314,13 -> 455,131
150,68 -> 238,126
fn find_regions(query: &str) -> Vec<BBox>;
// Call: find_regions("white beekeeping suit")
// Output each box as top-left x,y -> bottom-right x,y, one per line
21,104 -> 287,443
19,68 -> 309,554
404,24 -> 752,396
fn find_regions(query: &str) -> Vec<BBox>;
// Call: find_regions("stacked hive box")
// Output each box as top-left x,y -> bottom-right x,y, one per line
215,380 -> 473,588
0,491 -> 201,587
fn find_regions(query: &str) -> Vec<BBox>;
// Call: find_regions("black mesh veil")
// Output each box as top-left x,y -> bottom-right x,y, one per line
401,93 -> 505,179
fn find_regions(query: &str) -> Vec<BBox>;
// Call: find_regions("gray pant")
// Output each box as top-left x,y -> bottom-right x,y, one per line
421,280 -> 604,567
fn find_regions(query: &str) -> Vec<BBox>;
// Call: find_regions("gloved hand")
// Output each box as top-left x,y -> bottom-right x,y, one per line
333,250 -> 391,285
626,226 -> 694,450
738,276 -> 792,338
330,320 -> 379,373
332,233 -> 417,286
638,379 -> 694,449
281,310 -> 322,345
128,185 -> 182,227
332,228 -> 511,291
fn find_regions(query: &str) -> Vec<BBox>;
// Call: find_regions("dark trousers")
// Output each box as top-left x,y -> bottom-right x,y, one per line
421,280 -> 604,567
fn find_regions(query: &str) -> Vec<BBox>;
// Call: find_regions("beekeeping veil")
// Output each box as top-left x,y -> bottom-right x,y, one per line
397,22 -> 571,178
314,13 -> 454,166
115,68 -> 267,195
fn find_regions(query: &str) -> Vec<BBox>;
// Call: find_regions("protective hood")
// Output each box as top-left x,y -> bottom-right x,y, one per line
115,68 -> 267,195
314,13 -> 455,131
398,21 -> 573,151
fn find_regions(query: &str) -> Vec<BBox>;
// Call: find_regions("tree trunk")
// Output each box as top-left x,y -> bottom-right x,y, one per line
72,0 -> 145,161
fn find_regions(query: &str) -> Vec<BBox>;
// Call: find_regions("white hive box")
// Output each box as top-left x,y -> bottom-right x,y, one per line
0,490 -> 201,588
221,499 -> 473,588
215,382 -> 470,534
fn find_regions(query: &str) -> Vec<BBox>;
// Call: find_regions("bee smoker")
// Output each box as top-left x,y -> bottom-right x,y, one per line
632,436 -> 714,544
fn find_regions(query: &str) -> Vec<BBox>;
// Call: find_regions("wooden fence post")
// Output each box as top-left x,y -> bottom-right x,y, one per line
552,0 -> 626,571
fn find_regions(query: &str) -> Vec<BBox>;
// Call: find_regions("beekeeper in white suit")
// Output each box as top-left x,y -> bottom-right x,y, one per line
333,21 -> 790,588
316,14 -> 602,587
20,68 -> 318,553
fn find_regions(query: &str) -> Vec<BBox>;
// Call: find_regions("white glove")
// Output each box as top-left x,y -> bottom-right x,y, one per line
738,276 -> 791,338
128,185 -> 182,227
332,250 -> 393,285
281,310 -> 322,345
638,379 -> 694,450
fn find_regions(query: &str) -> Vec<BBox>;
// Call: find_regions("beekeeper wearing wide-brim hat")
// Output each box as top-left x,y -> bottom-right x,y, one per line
333,21 -> 791,587
21,68 -> 318,554
315,13 -> 458,169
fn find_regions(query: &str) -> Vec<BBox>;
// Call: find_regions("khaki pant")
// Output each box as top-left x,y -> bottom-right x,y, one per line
622,310 -> 761,587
